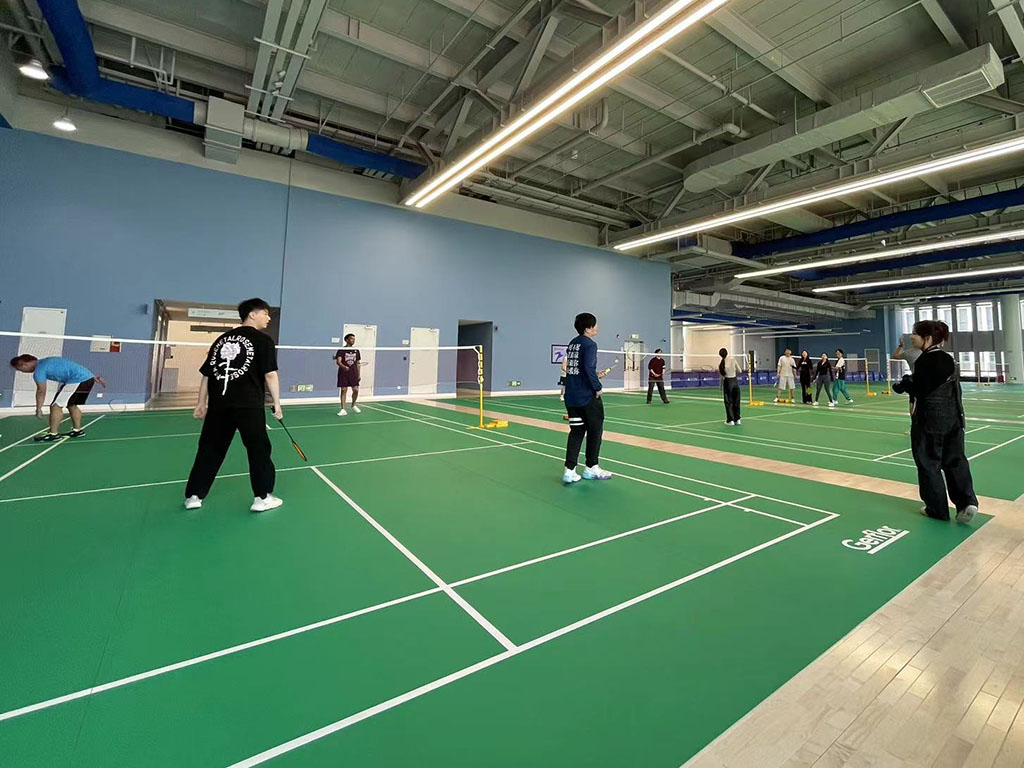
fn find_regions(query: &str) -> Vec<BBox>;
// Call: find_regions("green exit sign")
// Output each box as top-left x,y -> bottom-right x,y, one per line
508,380 -> 522,387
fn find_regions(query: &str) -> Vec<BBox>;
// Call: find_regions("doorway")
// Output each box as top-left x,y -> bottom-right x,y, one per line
13,307 -> 67,406
623,339 -> 644,391
409,327 -> 440,395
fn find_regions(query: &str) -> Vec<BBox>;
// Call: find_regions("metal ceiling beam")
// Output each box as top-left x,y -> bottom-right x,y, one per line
866,116 -> 912,157
247,0 -> 285,114
990,0 -> 1024,61
513,15 -> 558,99
920,0 -> 968,52
444,93 -> 474,155
705,7 -> 840,105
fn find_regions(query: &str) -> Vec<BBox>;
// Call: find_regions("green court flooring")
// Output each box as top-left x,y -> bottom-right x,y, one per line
472,382 -> 1024,501
0,399 -> 992,766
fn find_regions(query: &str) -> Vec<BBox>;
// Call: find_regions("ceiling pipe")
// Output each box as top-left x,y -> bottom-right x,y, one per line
35,0 -> 425,179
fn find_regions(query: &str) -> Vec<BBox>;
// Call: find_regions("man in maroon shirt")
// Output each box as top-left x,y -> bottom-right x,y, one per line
647,349 -> 670,404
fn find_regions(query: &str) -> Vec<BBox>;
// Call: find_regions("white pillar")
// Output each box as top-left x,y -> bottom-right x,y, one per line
1000,294 -> 1024,384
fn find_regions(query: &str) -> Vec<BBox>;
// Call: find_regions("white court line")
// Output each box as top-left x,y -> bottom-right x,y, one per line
371,403 -> 831,522
0,442 -> 529,505
376,403 -> 833,515
227,512 -> 838,767
968,432 -> 1024,461
311,467 -> 517,652
868,530 -> 910,555
0,417 -> 70,454
0,416 -> 105,484
0,587 -> 442,724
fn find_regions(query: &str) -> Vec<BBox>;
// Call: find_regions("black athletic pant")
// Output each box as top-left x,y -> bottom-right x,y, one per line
565,396 -> 605,470
185,407 -> 275,500
723,377 -> 741,423
910,423 -> 977,520
646,380 -> 668,403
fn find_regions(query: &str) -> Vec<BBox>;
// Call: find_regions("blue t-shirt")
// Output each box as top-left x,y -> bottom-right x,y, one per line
33,357 -> 94,385
564,335 -> 602,407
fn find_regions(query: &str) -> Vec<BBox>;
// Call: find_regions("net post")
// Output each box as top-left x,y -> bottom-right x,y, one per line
477,344 -> 484,429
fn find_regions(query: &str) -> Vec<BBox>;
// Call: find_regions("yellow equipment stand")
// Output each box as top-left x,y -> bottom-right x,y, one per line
469,345 -> 508,430
747,351 -> 764,407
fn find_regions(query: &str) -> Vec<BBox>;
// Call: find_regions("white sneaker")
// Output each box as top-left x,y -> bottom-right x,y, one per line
735,418 -> 741,425
582,465 -> 612,480
955,504 -> 978,524
250,494 -> 284,513
828,401 -> 836,408
562,468 -> 582,484
559,394 -> 564,402
337,409 -> 347,417
848,399 -> 854,404
725,421 -> 734,426
184,495 -> 202,510
773,397 -> 779,403
813,401 -> 819,407
352,405 -> 361,414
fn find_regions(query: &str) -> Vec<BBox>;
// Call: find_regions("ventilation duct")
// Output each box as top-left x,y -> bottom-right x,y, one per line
682,45 -> 1003,194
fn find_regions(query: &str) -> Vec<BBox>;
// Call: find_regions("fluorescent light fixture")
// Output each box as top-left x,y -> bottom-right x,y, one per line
734,227 -> 1024,279
402,0 -> 731,210
53,115 -> 77,132
615,133 -> 1024,251
18,59 -> 49,81
813,264 -> 1024,293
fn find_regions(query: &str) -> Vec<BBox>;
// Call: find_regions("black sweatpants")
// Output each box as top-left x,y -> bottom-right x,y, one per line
185,407 -> 275,500
723,377 -> 741,423
910,423 -> 977,520
565,396 -> 605,470
646,380 -> 668,403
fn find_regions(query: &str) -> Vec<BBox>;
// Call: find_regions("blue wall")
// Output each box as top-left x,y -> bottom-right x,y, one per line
0,129 -> 670,399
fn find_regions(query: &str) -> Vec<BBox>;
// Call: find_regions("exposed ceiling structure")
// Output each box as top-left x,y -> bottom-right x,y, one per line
4,0 -> 1024,322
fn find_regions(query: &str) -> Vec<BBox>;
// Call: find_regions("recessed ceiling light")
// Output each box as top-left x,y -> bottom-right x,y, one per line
18,59 -> 49,81
53,115 -> 77,132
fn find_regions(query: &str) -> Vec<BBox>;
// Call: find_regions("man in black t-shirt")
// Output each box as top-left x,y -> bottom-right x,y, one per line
334,334 -> 362,416
184,298 -> 284,513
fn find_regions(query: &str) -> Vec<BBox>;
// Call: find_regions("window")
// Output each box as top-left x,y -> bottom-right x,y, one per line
937,305 -> 953,326
977,302 -> 994,332
918,306 -> 934,321
958,351 -> 976,375
956,304 -> 973,332
980,351 -> 997,377
899,308 -> 915,334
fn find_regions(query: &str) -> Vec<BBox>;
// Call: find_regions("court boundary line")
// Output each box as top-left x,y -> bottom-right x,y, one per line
0,417 -> 69,454
0,458 -> 805,723
968,432 -> 1024,460
227,512 -> 838,767
311,467 -> 517,652
0,415 -> 105,484
0,442 -> 533,505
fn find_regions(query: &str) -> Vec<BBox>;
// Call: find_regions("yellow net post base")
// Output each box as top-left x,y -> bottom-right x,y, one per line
478,420 -> 508,429
749,400 -> 765,407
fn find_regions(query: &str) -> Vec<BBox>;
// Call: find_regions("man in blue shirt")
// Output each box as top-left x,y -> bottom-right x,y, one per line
562,312 -> 613,484
9,355 -> 106,441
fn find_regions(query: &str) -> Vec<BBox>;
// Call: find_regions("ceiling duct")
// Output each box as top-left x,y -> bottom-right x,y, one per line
681,45 -> 1003,194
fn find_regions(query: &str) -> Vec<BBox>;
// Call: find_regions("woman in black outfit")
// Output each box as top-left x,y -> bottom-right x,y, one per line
718,347 -> 742,425
797,350 -> 814,404
813,353 -> 835,407
909,320 -> 978,523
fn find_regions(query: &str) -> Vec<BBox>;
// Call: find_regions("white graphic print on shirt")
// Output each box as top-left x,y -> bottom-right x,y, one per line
211,335 -> 255,395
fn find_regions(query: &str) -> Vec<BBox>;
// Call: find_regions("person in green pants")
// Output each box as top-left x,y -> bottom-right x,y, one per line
833,348 -> 854,404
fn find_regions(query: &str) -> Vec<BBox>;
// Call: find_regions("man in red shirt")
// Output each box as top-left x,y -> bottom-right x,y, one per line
647,349 -> 670,404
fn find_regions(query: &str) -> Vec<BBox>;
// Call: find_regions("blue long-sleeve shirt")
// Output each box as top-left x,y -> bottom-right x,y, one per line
564,335 -> 602,407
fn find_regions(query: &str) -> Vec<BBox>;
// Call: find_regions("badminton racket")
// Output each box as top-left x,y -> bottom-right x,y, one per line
270,409 -> 307,462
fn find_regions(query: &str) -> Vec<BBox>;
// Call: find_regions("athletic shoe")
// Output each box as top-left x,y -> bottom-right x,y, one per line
337,409 -> 347,417
67,429 -> 87,438
184,495 -> 202,510
250,494 -> 284,513
956,504 -> 978,524
562,468 -> 582,484
33,433 -> 60,443
582,465 -> 613,480
725,421 -> 734,426
352,405 -> 361,414
773,397 -> 779,403
559,394 -> 564,402
735,418 -> 741,425
848,399 -> 854,404
828,401 -> 836,408
813,401 -> 819,407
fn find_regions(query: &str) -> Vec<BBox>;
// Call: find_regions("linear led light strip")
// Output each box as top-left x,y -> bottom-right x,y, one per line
615,133 -> 1024,251
402,0 -> 731,209
735,226 -> 1024,279
813,264 -> 1024,293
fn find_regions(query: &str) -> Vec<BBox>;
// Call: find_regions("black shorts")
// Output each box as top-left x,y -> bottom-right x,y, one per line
52,378 -> 95,408
558,376 -> 566,386
337,370 -> 361,388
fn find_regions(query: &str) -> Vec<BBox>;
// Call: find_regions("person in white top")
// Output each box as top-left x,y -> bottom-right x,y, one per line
719,348 -> 742,425
774,348 -> 797,403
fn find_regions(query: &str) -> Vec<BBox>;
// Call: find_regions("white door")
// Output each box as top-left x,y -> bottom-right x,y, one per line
343,324 -> 377,398
409,327 -> 440,395
624,340 -> 644,391
14,307 -> 67,406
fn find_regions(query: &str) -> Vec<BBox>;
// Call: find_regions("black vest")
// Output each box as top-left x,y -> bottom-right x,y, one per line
914,348 -> 964,434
